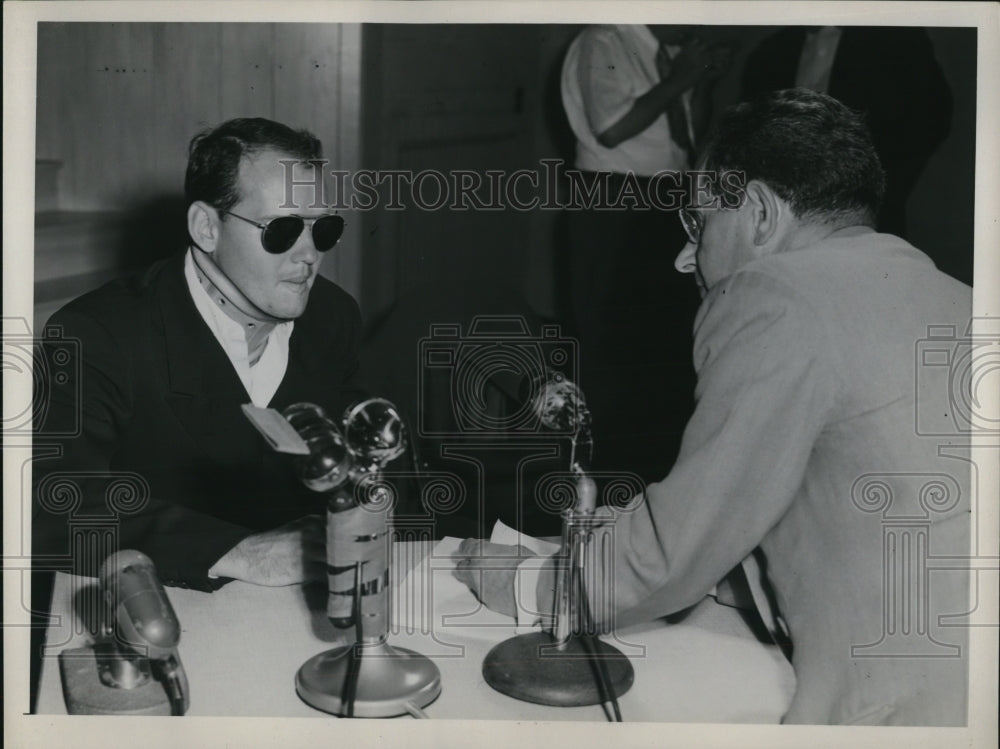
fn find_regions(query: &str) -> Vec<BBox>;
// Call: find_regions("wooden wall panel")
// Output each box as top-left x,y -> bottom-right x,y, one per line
35,24 -> 70,166
34,22 -> 362,214
93,24 -> 156,208
273,24 -> 342,154
136,24 -> 221,208
273,24 -> 363,291
219,24 -> 275,121
150,24 -> 224,200
34,22 -> 365,310
328,24 -> 363,296
36,23 -> 156,210
358,24 -> 543,325
395,132 -> 528,292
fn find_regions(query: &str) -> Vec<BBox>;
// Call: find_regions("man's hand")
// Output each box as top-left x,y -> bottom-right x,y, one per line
661,38 -> 714,88
209,514 -> 326,586
703,42 -> 735,82
452,539 -> 535,618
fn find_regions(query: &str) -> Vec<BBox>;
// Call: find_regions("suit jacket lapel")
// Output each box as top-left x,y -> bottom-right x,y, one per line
154,253 -> 256,451
270,301 -> 323,408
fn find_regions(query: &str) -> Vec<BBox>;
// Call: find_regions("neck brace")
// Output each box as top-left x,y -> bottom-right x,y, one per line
190,246 -> 285,325
190,247 -> 285,366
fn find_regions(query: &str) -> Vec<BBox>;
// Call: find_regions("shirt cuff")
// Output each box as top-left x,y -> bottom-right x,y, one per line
513,556 -> 551,633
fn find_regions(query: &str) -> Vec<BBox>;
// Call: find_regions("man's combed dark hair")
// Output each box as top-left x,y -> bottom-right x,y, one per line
704,88 -> 886,225
184,117 -> 322,211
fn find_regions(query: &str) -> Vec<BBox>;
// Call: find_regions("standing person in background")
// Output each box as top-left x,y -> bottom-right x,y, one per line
560,24 -> 732,484
742,26 -> 952,240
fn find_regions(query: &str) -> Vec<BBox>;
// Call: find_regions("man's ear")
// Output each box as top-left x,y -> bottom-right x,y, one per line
744,180 -> 783,249
187,201 -> 220,253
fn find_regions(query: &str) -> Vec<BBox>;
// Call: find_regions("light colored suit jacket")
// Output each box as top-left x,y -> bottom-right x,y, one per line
602,227 -> 970,724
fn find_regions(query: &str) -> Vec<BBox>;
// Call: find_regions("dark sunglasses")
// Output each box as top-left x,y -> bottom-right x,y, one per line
220,210 -> 345,254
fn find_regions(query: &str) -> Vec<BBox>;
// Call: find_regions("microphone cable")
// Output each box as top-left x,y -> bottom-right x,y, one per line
155,655 -> 188,717
574,557 -> 623,722
342,561 -> 365,717
404,702 -> 429,719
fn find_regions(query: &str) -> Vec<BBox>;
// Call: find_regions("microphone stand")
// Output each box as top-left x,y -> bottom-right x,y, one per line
479,483 -> 634,712
59,550 -> 189,715
480,376 -> 633,715
286,401 -> 441,718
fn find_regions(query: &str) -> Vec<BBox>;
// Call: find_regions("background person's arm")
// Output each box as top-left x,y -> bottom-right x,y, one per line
593,40 -> 714,148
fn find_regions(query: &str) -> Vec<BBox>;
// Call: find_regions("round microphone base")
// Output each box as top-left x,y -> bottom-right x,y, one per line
296,639 -> 441,718
482,631 -> 634,707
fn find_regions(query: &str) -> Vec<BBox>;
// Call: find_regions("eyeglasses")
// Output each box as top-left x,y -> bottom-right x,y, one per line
220,210 -> 345,254
678,208 -> 704,246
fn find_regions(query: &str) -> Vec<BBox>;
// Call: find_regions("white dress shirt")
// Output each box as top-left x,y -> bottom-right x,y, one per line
796,26 -> 843,93
183,249 -> 293,407
561,24 -> 693,175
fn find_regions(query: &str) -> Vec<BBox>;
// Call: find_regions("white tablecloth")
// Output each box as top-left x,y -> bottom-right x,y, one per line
37,539 -> 795,721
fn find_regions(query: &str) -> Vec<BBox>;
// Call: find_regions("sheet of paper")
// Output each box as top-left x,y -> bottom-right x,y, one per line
391,536 -> 522,641
489,519 -> 560,555
240,404 -> 310,455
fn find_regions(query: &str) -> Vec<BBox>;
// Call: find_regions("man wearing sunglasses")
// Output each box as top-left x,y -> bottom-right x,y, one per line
455,90 -> 970,725
33,118 -> 360,592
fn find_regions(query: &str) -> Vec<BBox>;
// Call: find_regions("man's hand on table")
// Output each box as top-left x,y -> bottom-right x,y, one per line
209,514 -> 326,586
452,539 -> 537,618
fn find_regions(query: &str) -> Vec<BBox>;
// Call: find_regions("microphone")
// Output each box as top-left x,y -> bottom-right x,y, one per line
481,372 -> 633,717
282,400 -> 398,632
100,550 -> 181,661
530,369 -> 593,476
283,398 -> 441,718
100,550 -> 190,715
59,550 -> 189,715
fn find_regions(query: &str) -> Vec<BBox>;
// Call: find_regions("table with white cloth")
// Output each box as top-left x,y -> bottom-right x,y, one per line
37,537 -> 796,722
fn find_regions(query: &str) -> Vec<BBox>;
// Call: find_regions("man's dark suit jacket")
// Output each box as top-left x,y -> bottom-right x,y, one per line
741,27 -> 952,237
32,251 -> 362,591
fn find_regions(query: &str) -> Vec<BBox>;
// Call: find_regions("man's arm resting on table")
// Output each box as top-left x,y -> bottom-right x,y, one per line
33,307 -> 326,591
208,514 -> 327,587
452,539 -> 544,621
453,536 -> 598,632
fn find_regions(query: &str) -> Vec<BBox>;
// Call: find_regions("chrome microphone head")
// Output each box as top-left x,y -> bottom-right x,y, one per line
283,403 -> 353,492
100,550 -> 181,660
531,371 -> 593,474
532,371 -> 592,436
292,398 -> 442,718
342,398 -> 407,469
